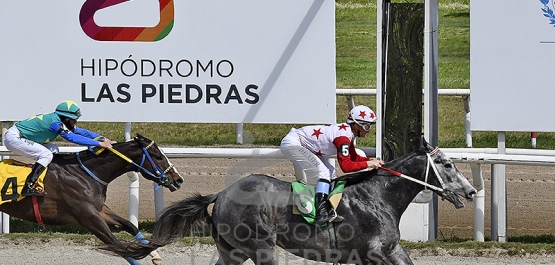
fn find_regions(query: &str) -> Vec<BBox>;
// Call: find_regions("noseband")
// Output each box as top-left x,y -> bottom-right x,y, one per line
76,141 -> 175,187
379,147 -> 445,193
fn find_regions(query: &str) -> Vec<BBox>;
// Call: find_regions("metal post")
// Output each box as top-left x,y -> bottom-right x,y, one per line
463,96 -> 472,147
470,163 -> 485,242
375,0 -> 386,159
424,0 -> 439,242
124,122 -> 132,142
491,131 -> 507,242
154,183 -> 165,219
1,122 -> 10,234
124,122 -> 140,227
1,213 -> 8,234
127,171 -> 139,227
236,123 -> 244,144
345,95 -> 355,110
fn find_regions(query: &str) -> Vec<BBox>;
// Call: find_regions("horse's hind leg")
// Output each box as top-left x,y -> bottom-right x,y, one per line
212,231 -> 248,265
386,244 -> 414,265
101,205 -> 162,265
214,241 -> 249,265
70,205 -> 140,265
213,233 -> 277,265
363,249 -> 396,265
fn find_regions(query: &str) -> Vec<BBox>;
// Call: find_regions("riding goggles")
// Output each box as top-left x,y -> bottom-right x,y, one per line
353,120 -> 375,132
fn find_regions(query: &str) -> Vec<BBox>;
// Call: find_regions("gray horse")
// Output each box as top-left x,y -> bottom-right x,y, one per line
103,139 -> 476,265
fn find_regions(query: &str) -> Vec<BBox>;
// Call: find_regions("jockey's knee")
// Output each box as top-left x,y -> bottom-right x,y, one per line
37,152 -> 53,167
44,143 -> 59,154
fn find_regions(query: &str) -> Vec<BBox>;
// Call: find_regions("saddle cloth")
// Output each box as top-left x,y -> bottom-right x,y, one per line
291,180 -> 346,226
0,159 -> 47,205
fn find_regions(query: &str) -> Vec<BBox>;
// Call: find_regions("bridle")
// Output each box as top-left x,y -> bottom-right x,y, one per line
379,147 -> 446,193
76,141 -> 176,187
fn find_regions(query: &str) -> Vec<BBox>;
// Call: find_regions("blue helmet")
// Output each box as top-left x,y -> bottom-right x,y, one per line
55,100 -> 82,120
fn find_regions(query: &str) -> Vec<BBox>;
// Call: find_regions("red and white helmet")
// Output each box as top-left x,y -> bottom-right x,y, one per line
347,105 -> 377,124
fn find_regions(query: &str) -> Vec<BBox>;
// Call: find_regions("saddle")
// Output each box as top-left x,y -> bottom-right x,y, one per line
291,180 -> 346,226
0,159 -> 47,205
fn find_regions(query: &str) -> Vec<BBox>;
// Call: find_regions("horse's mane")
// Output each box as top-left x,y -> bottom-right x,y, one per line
335,149 -> 427,186
53,141 -> 132,161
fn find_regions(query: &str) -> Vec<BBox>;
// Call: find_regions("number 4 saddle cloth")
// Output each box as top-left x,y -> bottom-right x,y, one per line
291,180 -> 346,226
0,159 -> 47,205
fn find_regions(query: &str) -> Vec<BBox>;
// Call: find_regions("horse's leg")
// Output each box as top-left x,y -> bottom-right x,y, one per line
223,226 -> 278,265
72,206 -> 142,265
214,240 -> 249,265
363,249 -> 395,265
386,244 -> 414,265
211,224 -> 249,265
100,205 -> 162,265
248,246 -> 277,265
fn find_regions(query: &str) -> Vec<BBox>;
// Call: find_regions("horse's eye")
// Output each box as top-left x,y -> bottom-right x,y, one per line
444,163 -> 453,169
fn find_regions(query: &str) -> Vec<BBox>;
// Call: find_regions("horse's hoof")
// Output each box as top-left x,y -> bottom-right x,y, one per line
152,258 -> 163,265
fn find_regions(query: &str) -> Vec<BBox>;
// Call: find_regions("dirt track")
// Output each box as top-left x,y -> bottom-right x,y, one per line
1,238 -> 554,265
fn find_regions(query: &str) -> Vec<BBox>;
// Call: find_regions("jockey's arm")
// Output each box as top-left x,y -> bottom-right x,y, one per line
333,136 -> 369,173
49,122 -> 101,147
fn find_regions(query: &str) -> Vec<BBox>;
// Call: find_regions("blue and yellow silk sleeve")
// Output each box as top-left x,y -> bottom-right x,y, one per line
59,131 -> 100,146
73,126 -> 101,139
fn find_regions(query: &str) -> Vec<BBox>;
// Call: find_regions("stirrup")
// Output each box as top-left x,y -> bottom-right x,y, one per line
316,211 -> 340,225
328,209 -> 344,223
315,212 -> 332,225
331,215 -> 344,223
316,217 -> 331,225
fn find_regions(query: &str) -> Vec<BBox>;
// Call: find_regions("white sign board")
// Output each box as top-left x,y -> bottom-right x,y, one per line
471,0 -> 555,132
0,0 -> 336,123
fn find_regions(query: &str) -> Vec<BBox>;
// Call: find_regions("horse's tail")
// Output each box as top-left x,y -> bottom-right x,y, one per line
100,193 -> 218,260
152,193 -> 217,244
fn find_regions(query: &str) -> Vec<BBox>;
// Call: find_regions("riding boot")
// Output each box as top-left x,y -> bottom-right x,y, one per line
315,192 -> 343,225
20,163 -> 47,197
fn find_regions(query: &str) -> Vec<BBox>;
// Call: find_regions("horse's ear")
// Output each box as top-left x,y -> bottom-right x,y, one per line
420,137 -> 435,152
421,137 -> 432,151
134,134 -> 145,143
420,137 -> 427,149
134,134 -> 153,145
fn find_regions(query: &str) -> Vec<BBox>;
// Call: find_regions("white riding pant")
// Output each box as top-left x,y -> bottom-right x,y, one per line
3,125 -> 59,167
280,129 -> 336,182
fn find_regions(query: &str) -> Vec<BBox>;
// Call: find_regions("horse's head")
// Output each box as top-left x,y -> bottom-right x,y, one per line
132,134 -> 184,192
422,138 -> 476,209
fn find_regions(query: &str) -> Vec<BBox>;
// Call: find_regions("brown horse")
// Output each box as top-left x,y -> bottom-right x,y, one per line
0,134 -> 184,265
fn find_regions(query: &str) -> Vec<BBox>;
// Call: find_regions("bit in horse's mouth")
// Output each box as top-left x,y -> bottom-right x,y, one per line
439,190 -> 468,209
466,191 -> 476,202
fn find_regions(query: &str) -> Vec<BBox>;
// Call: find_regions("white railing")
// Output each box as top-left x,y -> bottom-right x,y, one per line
3,144 -> 554,242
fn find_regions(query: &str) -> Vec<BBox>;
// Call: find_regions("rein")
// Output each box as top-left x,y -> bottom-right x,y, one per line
379,147 -> 445,193
76,141 -> 175,187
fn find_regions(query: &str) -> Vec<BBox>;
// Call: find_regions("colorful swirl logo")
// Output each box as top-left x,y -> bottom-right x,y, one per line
79,0 -> 174,42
